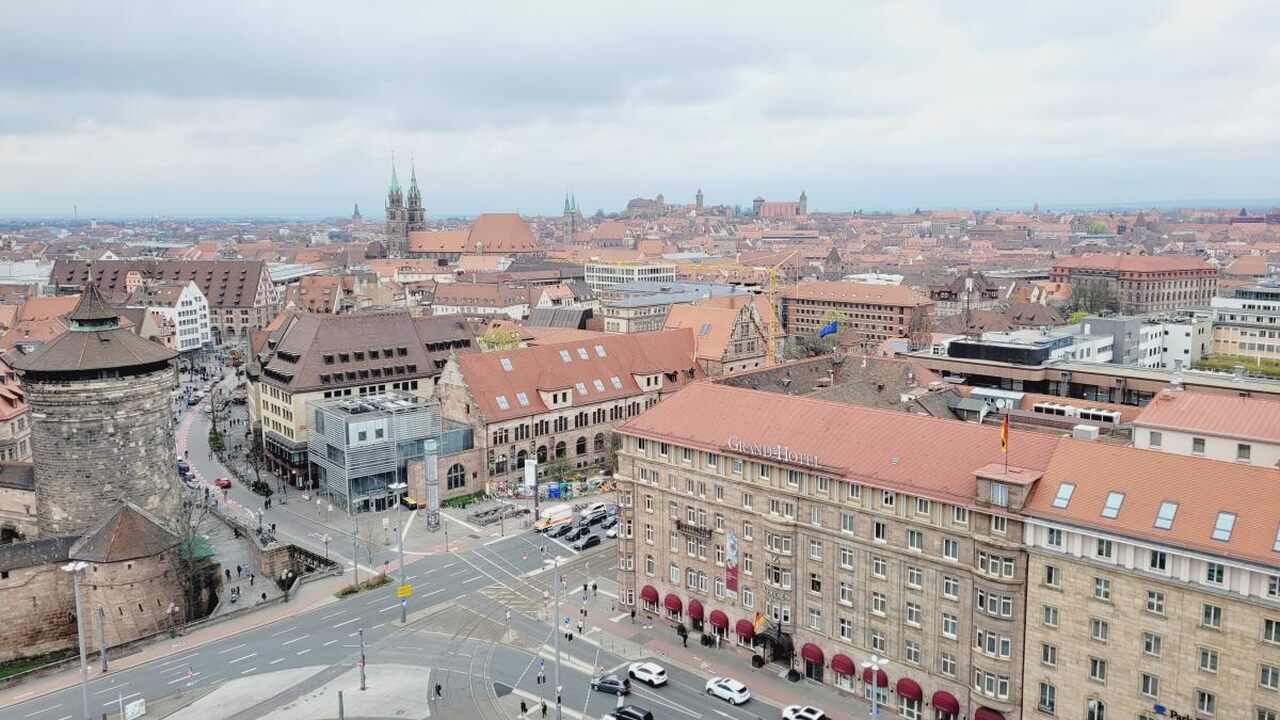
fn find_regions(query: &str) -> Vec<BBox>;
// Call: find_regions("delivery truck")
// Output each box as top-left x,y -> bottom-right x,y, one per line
533,503 -> 573,532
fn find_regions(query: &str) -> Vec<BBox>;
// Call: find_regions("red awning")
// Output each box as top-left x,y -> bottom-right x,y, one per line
664,593 -> 682,613
896,678 -> 922,701
688,599 -> 704,621
640,585 -> 658,603
862,667 -> 888,687
735,619 -> 756,638
831,654 -> 855,675
801,643 -> 824,664
932,691 -> 960,714
709,610 -> 729,629
974,709 -> 1005,720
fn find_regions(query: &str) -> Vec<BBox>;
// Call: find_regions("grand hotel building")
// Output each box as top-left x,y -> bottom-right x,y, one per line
613,381 -> 1280,720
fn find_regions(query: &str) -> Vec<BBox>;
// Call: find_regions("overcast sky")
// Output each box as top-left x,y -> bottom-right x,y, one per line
3,1 -> 1278,218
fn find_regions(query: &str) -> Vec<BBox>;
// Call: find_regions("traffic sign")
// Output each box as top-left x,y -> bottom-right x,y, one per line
397,584 -> 413,599
564,616 -> 571,625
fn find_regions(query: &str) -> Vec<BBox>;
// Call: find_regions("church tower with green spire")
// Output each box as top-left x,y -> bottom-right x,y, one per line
385,155 -> 409,258
406,160 -> 426,233
563,192 -> 576,245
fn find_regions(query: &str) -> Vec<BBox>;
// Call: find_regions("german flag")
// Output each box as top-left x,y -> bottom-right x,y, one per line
1000,415 -> 1009,454
753,613 -> 767,633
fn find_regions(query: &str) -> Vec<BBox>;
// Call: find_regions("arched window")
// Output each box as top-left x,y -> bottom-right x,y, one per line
1086,700 -> 1105,720
554,441 -> 566,459
594,433 -> 605,452
516,449 -> 528,469
576,436 -> 587,455
446,463 -> 466,490
537,445 -> 548,463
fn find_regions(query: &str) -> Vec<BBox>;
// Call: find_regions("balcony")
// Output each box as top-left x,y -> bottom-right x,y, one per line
675,520 -> 712,540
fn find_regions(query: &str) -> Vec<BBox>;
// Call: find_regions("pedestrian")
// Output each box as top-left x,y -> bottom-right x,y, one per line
541,700 -> 547,717
434,683 -> 442,699
224,568 -> 231,582
260,591 -> 267,603
250,573 -> 255,586
582,582 -> 588,595
520,699 -> 527,717
630,608 -> 636,624
591,581 -> 597,597
236,564 -> 242,579
271,522 -> 276,533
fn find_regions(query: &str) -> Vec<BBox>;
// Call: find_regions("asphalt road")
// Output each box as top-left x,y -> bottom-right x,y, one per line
2,528 -> 763,720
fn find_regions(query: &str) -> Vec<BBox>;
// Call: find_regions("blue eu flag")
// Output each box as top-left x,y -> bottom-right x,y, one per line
818,320 -> 838,339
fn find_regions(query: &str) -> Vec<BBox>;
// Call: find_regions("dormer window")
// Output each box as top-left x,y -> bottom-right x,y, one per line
1211,512 -> 1236,542
1154,501 -> 1178,530
1101,492 -> 1124,519
989,483 -> 1009,508
1051,483 -> 1074,509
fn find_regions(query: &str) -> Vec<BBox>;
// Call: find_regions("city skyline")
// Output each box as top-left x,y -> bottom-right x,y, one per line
2,1 -> 1279,217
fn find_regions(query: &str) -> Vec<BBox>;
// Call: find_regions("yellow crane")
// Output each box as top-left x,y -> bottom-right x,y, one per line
676,250 -> 798,365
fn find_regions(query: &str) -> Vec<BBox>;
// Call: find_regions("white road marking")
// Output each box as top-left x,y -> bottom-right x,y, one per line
269,625 -> 299,637
217,643 -> 246,654
440,562 -> 456,570
403,508 -> 418,540
333,618 -> 360,628
441,512 -> 480,533
281,634 -> 310,646
22,706 -> 60,717
228,653 -> 257,664
239,667 -> 257,675
296,648 -> 312,656
610,613 -> 629,623
156,652 -> 200,667
323,640 -> 338,647
320,610 -> 346,620
93,682 -> 131,695
380,604 -> 400,613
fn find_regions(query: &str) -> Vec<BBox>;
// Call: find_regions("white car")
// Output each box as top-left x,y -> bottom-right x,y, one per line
705,677 -> 750,705
627,661 -> 667,686
783,706 -> 829,720
605,525 -> 618,538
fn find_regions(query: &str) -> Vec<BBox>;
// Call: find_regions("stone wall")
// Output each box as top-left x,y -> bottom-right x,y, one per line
80,550 -> 185,652
0,485 -> 36,541
27,366 -> 181,536
0,537 -> 77,662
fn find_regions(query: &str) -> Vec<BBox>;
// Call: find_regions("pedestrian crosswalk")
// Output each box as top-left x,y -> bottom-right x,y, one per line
480,583 -> 547,617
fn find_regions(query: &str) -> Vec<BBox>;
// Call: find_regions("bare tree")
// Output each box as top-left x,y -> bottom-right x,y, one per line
167,488 -> 221,623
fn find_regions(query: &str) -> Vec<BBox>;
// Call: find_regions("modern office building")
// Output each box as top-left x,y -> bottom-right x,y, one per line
584,261 -> 677,293
308,392 -> 476,513
1210,283 -> 1280,363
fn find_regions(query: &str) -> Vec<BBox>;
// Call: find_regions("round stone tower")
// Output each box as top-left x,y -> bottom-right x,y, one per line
9,285 -> 181,537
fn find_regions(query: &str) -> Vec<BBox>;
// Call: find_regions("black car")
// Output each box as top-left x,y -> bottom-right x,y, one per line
603,705 -> 653,720
548,523 -> 575,539
590,674 -> 630,696
563,525 -> 591,542
572,534 -> 601,551
600,515 -> 618,530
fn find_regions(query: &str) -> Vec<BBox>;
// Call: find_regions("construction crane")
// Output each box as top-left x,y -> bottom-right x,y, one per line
676,250 -> 798,365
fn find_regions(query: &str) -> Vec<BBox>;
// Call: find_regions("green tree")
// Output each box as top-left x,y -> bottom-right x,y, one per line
1067,279 -> 1120,314
1067,310 -> 1089,325
1083,218 -> 1110,234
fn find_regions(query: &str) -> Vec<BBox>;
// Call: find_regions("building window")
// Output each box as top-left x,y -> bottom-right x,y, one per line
1261,664 -> 1280,690
1094,577 -> 1111,601
1146,590 -> 1166,615
872,556 -> 887,578
1199,647 -> 1219,673
1044,526 -> 1061,547
841,513 -> 855,534
1197,690 -> 1216,716
1043,604 -> 1059,628
1202,604 -> 1222,629
870,630 -> 885,653
1148,550 -> 1167,572
941,613 -> 957,638
915,498 -> 931,516
989,483 -> 1009,507
1041,643 -> 1057,666
1090,618 -> 1109,643
1239,443 -> 1253,462
908,529 -> 924,552
1143,632 -> 1162,657
1148,430 -> 1162,448
446,463 -> 466,490
1087,700 -> 1106,720
872,592 -> 886,616
873,521 -> 888,542
1266,619 -> 1280,644
906,602 -> 921,626
942,537 -> 959,561
1089,657 -> 1107,682
1096,538 -> 1113,560
943,576 -> 959,598
903,639 -> 920,666
991,515 -> 1007,534
1038,683 -> 1056,714
953,506 -> 968,525
906,566 -> 923,588
1044,565 -> 1061,588
882,490 -> 895,508
1205,561 -> 1225,585
939,652 -> 956,677
1192,437 -> 1206,454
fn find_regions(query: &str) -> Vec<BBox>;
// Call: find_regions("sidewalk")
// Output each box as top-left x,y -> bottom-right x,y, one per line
0,573 -> 347,710
572,583 -> 872,717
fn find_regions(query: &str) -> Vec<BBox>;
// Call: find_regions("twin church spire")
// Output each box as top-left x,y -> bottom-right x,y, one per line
385,154 -> 425,259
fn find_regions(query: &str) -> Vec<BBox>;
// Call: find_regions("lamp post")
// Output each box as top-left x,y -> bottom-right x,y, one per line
860,655 -> 889,719
322,534 -> 332,560
62,561 -> 91,720
165,602 -> 181,638
257,508 -> 264,533
388,482 -> 408,623
545,547 -> 563,720
443,518 -> 449,553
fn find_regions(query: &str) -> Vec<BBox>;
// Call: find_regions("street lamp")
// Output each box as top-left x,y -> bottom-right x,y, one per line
860,655 -> 889,719
257,508 -> 264,533
61,561 -> 91,720
321,534 -> 332,560
388,482 -> 408,623
443,517 -> 449,553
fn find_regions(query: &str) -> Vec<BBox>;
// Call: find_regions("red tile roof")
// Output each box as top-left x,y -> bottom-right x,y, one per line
454,329 -> 700,422
467,213 -> 541,254
407,230 -> 470,254
1132,390 -> 1280,444
1025,440 -> 1280,567
618,382 -> 1060,506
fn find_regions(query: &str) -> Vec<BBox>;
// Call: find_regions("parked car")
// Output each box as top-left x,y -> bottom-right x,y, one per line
600,515 -> 618,530
602,705 -> 653,720
627,662 -> 667,687
547,522 -> 574,539
563,525 -> 591,543
579,507 -> 609,526
186,396 -> 201,406
605,525 -> 618,538
177,459 -> 190,472
705,677 -> 751,705
214,477 -> 232,489
783,706 -> 830,720
590,674 -> 630,696
571,534 -> 601,551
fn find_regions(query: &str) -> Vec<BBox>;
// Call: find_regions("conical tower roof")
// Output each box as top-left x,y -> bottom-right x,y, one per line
7,286 -> 176,374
